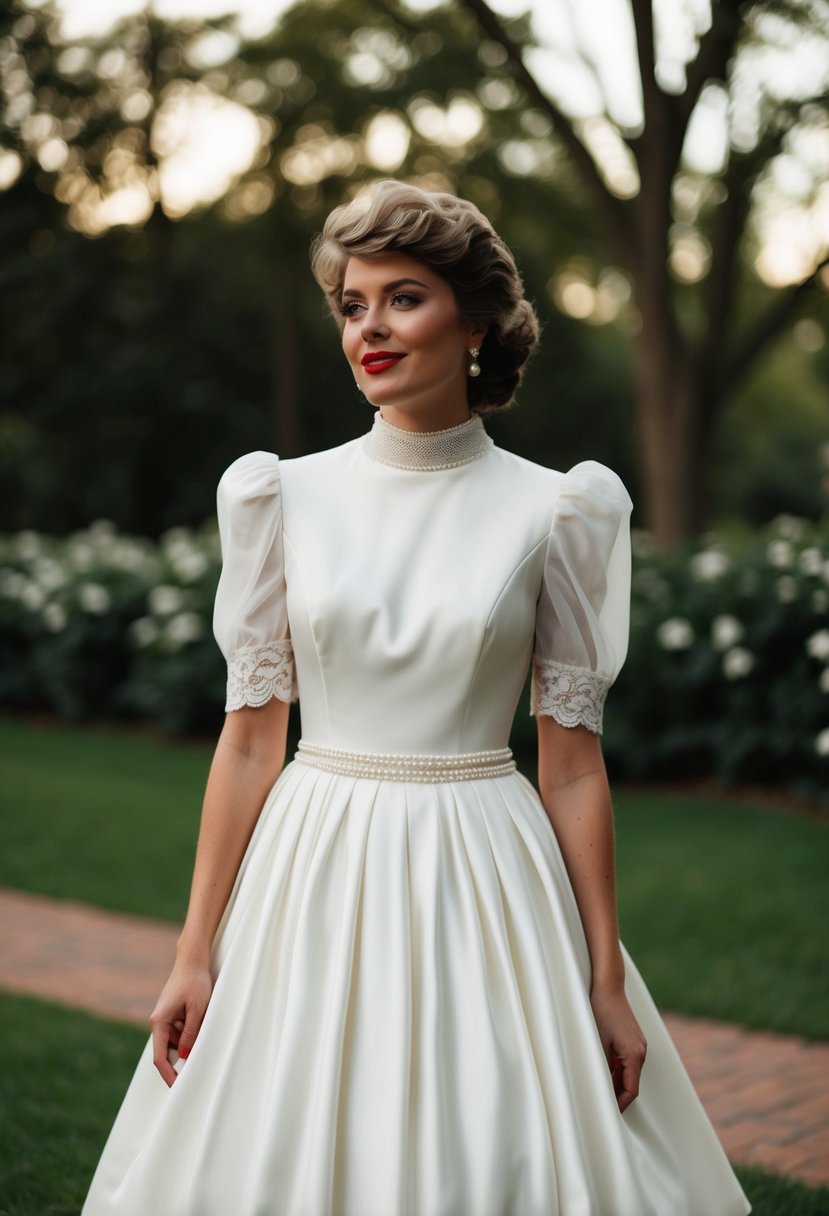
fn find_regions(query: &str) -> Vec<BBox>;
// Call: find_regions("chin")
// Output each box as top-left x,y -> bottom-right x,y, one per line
359,386 -> 407,409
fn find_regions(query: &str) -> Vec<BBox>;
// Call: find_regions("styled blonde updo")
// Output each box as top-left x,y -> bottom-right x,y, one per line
310,179 -> 540,413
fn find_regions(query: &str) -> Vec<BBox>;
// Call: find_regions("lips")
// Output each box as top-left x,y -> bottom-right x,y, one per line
361,351 -> 407,374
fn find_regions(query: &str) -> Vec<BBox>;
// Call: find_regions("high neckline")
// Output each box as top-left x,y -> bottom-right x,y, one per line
363,411 -> 494,471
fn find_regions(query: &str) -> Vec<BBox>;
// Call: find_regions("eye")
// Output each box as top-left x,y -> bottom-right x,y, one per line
340,300 -> 364,318
391,292 -> 420,307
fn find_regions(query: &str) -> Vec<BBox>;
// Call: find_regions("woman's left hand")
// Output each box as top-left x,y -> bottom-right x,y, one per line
590,984 -> 648,1113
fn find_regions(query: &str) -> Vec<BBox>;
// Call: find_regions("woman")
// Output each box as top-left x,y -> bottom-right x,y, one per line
83,180 -> 751,1215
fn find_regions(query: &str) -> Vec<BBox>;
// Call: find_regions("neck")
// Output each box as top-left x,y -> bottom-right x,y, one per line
363,409 -> 494,471
377,405 -> 473,433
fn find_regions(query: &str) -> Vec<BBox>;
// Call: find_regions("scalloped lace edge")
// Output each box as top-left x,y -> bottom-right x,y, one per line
225,639 -> 297,711
530,657 -> 610,735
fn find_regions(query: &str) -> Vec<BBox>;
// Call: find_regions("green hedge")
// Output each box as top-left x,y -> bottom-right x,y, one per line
602,516 -> 829,802
1,513 -> 827,800
0,520 -> 226,735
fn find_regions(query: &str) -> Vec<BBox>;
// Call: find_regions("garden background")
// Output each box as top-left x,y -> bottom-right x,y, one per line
0,0 -> 828,1211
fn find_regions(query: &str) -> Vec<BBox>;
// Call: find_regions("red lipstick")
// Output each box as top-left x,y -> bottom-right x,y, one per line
361,351 -> 407,374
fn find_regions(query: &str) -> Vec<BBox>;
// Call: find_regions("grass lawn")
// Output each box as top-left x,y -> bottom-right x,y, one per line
1,715 -> 828,1038
0,993 -> 148,1216
1,991 -> 827,1215
613,792 -> 829,1039
0,715 -> 211,923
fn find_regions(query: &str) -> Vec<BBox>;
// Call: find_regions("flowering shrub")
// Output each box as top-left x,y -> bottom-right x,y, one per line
0,512 -> 826,799
0,520 -> 225,734
600,514 -> 829,802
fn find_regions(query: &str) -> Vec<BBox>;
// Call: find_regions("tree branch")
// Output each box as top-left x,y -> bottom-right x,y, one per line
458,0 -> 635,268
677,0 -> 747,132
697,150 -> 760,390
721,252 -> 829,394
629,0 -> 657,123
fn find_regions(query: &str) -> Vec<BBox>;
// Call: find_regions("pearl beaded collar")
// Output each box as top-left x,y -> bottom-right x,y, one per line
363,410 -> 494,471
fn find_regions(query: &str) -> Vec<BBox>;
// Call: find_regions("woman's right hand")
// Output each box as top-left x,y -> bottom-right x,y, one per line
149,961 -> 213,1087
144,701 -> 291,1088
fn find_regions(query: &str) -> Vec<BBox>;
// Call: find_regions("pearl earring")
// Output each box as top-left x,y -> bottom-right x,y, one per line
468,347 -> 481,378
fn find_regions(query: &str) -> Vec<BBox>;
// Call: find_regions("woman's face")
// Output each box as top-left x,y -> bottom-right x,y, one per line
340,252 -> 485,430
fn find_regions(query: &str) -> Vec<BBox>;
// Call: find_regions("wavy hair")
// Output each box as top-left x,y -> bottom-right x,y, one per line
310,179 -> 540,412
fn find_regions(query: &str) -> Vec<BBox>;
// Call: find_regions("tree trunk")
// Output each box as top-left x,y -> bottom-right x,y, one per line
630,315 -> 697,547
271,268 -> 301,457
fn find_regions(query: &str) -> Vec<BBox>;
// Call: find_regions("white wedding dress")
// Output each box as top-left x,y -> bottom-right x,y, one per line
83,412 -> 751,1216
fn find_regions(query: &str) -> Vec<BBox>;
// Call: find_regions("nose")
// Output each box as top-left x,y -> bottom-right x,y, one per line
360,306 -> 390,342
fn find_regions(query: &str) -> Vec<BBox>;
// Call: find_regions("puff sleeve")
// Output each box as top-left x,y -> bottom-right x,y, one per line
531,460 -> 633,734
212,451 -> 297,712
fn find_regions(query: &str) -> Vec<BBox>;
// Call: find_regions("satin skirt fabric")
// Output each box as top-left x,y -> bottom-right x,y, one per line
83,762 -> 751,1216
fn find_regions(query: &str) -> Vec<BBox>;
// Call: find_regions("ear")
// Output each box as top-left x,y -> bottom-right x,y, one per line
466,320 -> 489,347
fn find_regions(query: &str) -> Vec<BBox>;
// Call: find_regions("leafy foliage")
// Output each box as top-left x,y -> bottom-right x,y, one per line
0,0 -> 826,541
600,513 -> 829,801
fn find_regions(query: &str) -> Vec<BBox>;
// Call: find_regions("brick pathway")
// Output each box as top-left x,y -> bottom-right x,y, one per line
2,888 -> 828,1188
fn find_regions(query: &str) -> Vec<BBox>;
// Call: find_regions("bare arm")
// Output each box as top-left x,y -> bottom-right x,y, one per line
150,696 -> 291,1085
537,714 -> 646,1112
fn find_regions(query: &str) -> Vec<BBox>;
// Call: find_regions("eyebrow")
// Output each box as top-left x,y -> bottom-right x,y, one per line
341,277 -> 431,299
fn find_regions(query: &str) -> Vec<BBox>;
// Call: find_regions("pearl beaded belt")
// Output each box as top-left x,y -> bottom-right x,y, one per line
294,741 -> 516,782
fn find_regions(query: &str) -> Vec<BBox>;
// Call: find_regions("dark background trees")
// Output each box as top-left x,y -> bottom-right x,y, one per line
1,0 -> 826,541
461,0 -> 829,544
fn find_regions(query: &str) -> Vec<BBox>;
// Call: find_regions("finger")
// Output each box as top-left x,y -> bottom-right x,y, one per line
151,1019 -> 178,1088
616,1057 -> 642,1113
177,1006 -> 206,1061
167,1018 -> 185,1052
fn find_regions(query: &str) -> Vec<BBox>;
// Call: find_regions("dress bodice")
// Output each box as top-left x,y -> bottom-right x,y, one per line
280,438 -> 554,753
212,414 -> 632,755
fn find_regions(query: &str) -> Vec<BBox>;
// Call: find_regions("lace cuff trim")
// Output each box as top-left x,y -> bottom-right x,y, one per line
225,639 -> 297,711
530,658 -> 610,735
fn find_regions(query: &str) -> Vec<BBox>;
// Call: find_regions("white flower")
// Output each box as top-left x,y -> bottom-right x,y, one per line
68,541 -> 94,571
771,515 -> 806,543
20,581 -> 45,610
657,617 -> 694,651
767,539 -> 794,569
164,612 -> 204,647
722,647 -> 755,680
799,547 -> 824,577
820,668 -> 829,694
172,549 -> 209,583
42,602 -> 67,632
33,558 -> 67,592
690,549 -> 730,582
813,590 -> 829,614
129,616 -> 159,647
631,529 -> 655,559
806,630 -> 829,662
79,582 -> 111,614
711,615 -> 744,651
15,531 -> 42,561
148,584 -> 185,616
775,576 -> 797,604
106,540 -> 149,574
815,728 -> 829,758
0,569 -> 26,599
87,519 -> 117,544
160,526 -> 193,555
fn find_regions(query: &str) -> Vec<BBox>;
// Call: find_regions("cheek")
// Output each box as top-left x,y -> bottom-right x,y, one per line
342,327 -> 358,363
407,311 -> 462,355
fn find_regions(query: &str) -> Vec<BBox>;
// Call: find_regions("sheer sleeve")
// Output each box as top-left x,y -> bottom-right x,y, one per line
531,460 -> 632,734
212,451 -> 297,712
